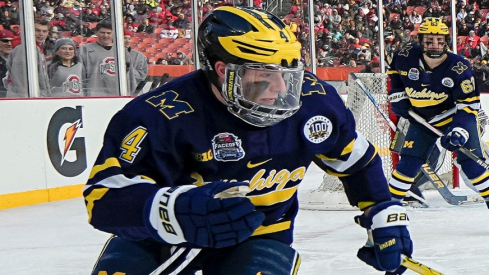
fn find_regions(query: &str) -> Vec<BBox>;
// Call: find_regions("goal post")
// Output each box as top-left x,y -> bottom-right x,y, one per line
299,73 -> 457,210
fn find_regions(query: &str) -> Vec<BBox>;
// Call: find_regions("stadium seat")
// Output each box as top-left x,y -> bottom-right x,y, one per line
389,13 -> 400,21
134,32 -> 148,38
481,9 -> 489,19
61,31 -> 72,38
142,37 -> 154,44
71,36 -> 83,44
174,38 -> 186,46
415,6 -> 426,15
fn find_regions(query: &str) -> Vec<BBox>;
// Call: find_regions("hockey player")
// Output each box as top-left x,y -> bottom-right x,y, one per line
387,17 -> 489,208
85,6 -> 412,275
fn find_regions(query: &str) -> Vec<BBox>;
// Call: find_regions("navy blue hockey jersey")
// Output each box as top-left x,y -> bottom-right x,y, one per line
84,70 -> 390,246
388,44 -> 480,128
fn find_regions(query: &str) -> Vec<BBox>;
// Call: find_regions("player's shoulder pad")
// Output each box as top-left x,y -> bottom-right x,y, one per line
301,71 -> 341,97
122,71 -> 203,119
300,71 -> 345,107
446,52 -> 474,76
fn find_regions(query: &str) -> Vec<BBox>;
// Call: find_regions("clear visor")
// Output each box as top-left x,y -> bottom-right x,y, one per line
224,62 -> 304,114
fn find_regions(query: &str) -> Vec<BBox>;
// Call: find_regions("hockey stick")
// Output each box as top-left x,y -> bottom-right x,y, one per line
401,255 -> 445,275
349,72 -> 467,206
408,109 -> 489,170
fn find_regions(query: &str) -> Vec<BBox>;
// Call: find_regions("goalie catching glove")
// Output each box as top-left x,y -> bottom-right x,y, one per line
149,181 -> 265,249
441,127 -> 469,151
355,201 -> 413,274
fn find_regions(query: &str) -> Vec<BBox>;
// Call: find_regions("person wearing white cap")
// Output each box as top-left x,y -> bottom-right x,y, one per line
465,29 -> 480,49
47,38 -> 83,97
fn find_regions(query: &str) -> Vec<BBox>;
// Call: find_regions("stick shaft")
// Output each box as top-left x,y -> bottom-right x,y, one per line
408,109 -> 489,170
402,255 -> 445,275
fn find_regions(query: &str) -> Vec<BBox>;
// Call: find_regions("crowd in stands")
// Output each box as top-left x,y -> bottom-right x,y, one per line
2,0 -> 489,94
285,0 -> 489,83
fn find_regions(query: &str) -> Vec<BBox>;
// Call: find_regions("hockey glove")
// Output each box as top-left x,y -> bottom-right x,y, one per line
441,127 -> 469,151
388,92 -> 411,119
355,201 -> 412,273
174,181 -> 265,249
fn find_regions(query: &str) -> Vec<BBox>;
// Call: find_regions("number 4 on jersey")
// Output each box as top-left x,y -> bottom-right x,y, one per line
120,126 -> 148,163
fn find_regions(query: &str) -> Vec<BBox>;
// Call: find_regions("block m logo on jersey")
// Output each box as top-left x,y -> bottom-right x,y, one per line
47,106 -> 87,177
403,140 -> 414,148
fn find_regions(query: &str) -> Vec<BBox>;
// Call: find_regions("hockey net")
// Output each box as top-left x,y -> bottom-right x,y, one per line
299,73 -> 455,210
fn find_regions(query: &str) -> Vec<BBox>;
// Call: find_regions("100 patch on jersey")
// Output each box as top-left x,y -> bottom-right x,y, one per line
303,116 -> 332,144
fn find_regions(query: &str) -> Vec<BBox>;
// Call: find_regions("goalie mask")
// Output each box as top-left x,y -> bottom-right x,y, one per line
198,6 -> 303,127
418,17 -> 450,59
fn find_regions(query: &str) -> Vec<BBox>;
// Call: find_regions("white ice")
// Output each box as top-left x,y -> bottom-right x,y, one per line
1,164 -> 488,275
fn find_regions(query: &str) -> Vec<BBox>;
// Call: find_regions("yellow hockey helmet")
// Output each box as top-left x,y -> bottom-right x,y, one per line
418,17 -> 449,35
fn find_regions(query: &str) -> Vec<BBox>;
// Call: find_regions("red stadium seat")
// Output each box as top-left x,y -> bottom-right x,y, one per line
61,31 -> 72,38
415,6 -> 426,15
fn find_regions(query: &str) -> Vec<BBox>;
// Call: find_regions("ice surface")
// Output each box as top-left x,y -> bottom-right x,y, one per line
1,164 -> 488,274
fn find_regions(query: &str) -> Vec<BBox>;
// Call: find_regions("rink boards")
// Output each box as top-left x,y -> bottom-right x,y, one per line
1,94 -> 489,210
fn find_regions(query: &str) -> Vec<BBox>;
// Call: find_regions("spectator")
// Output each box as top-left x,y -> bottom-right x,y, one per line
147,6 -> 164,25
72,22 -> 95,37
171,51 -> 193,65
357,44 -> 372,61
47,38 -> 83,97
160,21 -> 178,39
5,3 -> 19,25
458,43 -> 473,58
137,18 -> 155,34
124,30 -> 148,95
466,11 -> 478,29
459,22 -> 471,36
174,13 -> 190,29
125,17 -> 138,33
6,20 -> 50,97
409,10 -> 423,24
478,21 -> 489,37
457,7 -> 468,21
348,59 -> 357,67
423,7 -> 434,18
50,13 -> 67,31
126,4 -> 137,18
402,16 -> 415,32
0,30 -> 14,97
78,20 -> 131,96
465,30 -> 481,48
163,52 -> 174,64
84,5 -> 101,22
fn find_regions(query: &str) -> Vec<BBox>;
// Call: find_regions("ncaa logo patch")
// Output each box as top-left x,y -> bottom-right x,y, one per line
408,68 -> 419,80
441,77 -> 454,88
212,133 -> 245,162
303,116 -> 333,144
